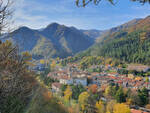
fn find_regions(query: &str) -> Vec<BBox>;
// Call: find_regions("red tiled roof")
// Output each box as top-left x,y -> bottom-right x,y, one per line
60,75 -> 70,80
131,109 -> 149,113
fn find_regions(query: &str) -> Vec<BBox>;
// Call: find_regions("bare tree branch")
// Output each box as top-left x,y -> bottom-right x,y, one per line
0,0 -> 13,35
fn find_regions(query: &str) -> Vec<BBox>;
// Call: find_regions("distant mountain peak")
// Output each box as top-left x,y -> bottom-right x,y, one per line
46,22 -> 60,28
18,26 -> 31,31
145,15 -> 150,19
5,22 -> 94,59
13,26 -> 35,34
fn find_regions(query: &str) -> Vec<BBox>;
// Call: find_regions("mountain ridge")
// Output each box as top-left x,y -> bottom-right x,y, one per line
4,23 -> 95,59
79,16 -> 150,65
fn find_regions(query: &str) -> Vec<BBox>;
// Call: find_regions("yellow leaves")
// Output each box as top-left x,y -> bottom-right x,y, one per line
64,86 -> 72,102
4,40 -> 12,47
145,76 -> 149,83
104,85 -> 112,97
135,76 -> 142,81
50,60 -> 56,70
25,61 -> 35,67
126,98 -> 132,106
140,32 -> 147,42
113,103 -> 130,113
128,74 -> 134,79
0,40 -> 12,49
106,100 -> 116,113
96,100 -> 105,113
22,51 -> 32,61
40,59 -> 45,64
78,91 -> 89,111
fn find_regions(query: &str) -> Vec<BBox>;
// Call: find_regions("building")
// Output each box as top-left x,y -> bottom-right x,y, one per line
131,109 -> 149,113
52,82 -> 61,93
59,76 -> 73,85
73,77 -> 87,86
127,65 -> 150,72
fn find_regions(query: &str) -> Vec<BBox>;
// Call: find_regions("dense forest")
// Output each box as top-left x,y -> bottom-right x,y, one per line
79,16 -> 150,65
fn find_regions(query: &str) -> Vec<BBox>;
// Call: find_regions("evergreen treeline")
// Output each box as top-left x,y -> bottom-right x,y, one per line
81,30 -> 150,65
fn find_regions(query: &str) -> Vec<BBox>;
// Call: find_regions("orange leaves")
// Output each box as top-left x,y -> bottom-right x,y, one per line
43,91 -> 52,99
88,84 -> 98,94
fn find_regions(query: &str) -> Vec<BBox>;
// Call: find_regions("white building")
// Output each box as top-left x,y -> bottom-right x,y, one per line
59,76 -> 73,85
73,77 -> 87,86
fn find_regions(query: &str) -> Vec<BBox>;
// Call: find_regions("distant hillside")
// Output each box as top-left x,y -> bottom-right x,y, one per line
81,29 -> 104,39
4,23 -> 94,59
79,16 -> 150,65
96,18 -> 142,43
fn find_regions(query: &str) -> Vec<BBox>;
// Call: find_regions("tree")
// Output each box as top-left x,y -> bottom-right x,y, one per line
64,86 -> 72,104
78,91 -> 90,112
89,84 -> 98,94
106,100 -> 116,113
95,100 -> 105,113
0,0 -> 13,35
50,60 -> 56,71
115,86 -> 126,103
71,84 -> 86,100
104,85 -> 113,98
76,0 -> 150,7
0,41 -> 36,113
137,87 -> 149,106
113,103 -> 130,113
85,94 -> 97,113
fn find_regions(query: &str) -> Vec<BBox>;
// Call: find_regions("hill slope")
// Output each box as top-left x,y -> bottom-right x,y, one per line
80,16 -> 150,65
5,23 -> 94,58
81,29 -> 104,39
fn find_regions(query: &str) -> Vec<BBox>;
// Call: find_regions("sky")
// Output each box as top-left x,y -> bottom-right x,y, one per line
13,0 -> 150,30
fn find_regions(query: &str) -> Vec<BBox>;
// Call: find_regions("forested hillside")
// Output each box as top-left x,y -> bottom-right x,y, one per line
80,16 -> 150,65
3,23 -> 94,59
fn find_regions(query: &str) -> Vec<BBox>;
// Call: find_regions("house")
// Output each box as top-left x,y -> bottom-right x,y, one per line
128,74 -> 135,79
131,109 -> 149,113
59,76 -> 73,85
52,82 -> 62,93
92,76 -> 101,87
73,77 -> 87,86
127,65 -> 150,72
108,72 -> 118,77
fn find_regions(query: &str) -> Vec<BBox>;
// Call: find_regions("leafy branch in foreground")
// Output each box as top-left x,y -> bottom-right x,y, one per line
76,0 -> 150,7
0,40 -> 36,113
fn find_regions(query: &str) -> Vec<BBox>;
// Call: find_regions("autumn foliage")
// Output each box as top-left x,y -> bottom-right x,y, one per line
0,41 -> 36,112
88,84 -> 98,94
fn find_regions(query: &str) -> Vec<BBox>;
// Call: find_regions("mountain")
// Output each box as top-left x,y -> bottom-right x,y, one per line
81,29 -> 104,39
96,18 -> 142,42
79,16 -> 150,65
5,23 -> 94,58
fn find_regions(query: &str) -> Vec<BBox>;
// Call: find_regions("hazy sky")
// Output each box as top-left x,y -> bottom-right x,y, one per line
13,0 -> 150,30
